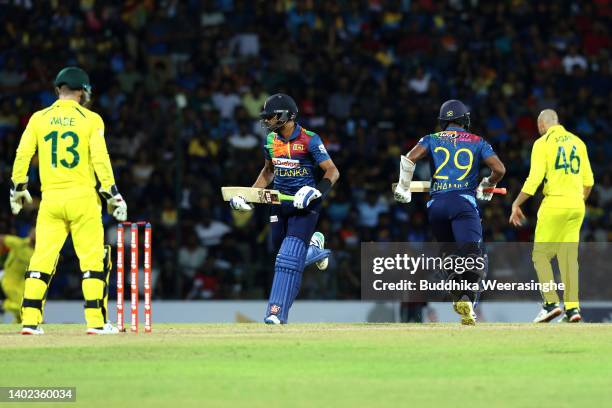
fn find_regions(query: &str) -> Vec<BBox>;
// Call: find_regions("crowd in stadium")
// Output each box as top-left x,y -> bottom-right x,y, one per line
0,0 -> 610,300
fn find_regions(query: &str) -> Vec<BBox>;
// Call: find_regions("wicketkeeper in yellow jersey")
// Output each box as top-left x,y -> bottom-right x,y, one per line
10,67 -> 127,335
0,230 -> 35,323
509,109 -> 594,323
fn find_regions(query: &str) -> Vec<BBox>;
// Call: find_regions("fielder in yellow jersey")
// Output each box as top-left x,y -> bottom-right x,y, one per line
510,109 -> 594,323
10,67 -> 127,335
0,232 -> 35,323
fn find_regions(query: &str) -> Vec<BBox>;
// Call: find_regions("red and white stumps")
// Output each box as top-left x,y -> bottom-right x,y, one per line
116,221 -> 152,333
116,224 -> 125,332
130,223 -> 139,333
144,223 -> 152,333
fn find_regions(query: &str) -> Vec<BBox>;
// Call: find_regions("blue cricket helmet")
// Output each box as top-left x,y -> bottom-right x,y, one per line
438,99 -> 470,130
260,93 -> 298,131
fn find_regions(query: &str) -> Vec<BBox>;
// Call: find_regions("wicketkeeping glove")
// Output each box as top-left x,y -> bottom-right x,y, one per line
9,180 -> 33,215
99,185 -> 128,221
293,186 -> 322,209
229,195 -> 253,211
476,177 -> 496,201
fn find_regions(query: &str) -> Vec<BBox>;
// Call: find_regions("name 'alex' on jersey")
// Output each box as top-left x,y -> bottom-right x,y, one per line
418,126 -> 496,196
264,125 -> 330,195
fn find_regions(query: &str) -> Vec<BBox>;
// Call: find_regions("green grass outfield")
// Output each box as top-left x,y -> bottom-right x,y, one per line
1,323 -> 611,407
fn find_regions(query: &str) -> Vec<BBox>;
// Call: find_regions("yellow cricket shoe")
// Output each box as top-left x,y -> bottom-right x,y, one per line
453,296 -> 477,326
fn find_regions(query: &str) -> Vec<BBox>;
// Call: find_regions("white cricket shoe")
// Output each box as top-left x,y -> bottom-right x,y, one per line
264,315 -> 281,325
87,323 -> 120,335
453,296 -> 477,326
21,325 -> 45,335
533,303 -> 563,323
310,231 -> 328,270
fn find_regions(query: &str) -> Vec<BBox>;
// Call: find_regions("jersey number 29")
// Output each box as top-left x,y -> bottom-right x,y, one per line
432,147 -> 474,180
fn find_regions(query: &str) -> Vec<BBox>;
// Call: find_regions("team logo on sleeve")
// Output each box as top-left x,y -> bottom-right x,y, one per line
318,145 -> 328,154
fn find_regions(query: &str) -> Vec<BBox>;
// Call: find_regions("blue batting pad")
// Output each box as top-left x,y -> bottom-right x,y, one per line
266,236 -> 307,323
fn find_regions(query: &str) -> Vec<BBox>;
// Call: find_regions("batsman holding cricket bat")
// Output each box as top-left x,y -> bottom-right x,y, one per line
510,109 -> 594,323
10,67 -> 126,335
229,93 -> 339,324
394,100 -> 506,325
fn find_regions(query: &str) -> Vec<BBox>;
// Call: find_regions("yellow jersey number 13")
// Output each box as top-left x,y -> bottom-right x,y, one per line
43,130 -> 80,169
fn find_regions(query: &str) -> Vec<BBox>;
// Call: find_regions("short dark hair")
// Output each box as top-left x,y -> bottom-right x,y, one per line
56,84 -> 82,95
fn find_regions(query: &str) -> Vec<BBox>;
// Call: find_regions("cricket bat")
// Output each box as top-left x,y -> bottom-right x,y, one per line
391,182 -> 507,195
221,186 -> 293,205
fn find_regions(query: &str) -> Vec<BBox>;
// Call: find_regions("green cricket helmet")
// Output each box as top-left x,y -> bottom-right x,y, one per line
54,66 -> 92,94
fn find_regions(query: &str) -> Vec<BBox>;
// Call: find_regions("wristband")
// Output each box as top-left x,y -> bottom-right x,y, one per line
316,178 -> 333,196
99,184 -> 120,200
10,180 -> 28,191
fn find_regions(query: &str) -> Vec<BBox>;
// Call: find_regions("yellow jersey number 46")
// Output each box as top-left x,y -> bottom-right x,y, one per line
554,145 -> 580,175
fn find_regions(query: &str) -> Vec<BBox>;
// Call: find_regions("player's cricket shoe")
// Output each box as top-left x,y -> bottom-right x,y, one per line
264,315 -> 281,325
310,231 -> 328,270
453,296 -> 476,325
86,323 -> 120,335
21,325 -> 44,335
533,302 -> 563,323
558,308 -> 582,323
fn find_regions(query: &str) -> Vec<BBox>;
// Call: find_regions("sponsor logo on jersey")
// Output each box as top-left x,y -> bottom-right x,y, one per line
272,158 -> 300,169
438,131 -> 460,139
292,143 -> 304,151
318,145 -> 327,154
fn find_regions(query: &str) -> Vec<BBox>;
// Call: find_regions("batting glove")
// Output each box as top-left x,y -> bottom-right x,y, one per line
293,186 -> 322,209
229,195 -> 253,211
9,180 -> 33,215
99,185 -> 128,222
476,177 -> 496,201
394,156 -> 415,203
394,184 -> 412,203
